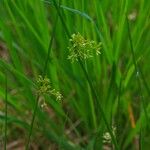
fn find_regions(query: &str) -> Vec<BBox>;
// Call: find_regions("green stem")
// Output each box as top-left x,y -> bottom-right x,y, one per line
42,16 -> 58,76
25,15 -> 58,150
52,1 -> 119,149
25,95 -> 39,150
85,60 -> 97,129
4,73 -> 8,150
52,0 -> 70,37
126,16 -> 149,125
79,59 -> 119,150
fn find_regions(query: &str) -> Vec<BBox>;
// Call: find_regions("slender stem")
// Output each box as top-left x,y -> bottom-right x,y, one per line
116,78 -> 122,144
4,73 -> 8,150
25,15 -> 58,150
126,16 -> 149,124
42,16 -> 58,77
25,95 -> 39,150
85,60 -> 97,129
79,59 -> 119,149
52,0 -> 70,37
52,1 -> 119,149
127,16 -> 149,150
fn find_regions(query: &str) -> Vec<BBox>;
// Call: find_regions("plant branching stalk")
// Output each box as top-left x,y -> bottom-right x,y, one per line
25,16 -> 58,150
52,0 -> 119,149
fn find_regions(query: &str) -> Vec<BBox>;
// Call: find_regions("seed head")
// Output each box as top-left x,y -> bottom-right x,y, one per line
36,75 -> 63,101
68,33 -> 102,62
103,126 -> 116,144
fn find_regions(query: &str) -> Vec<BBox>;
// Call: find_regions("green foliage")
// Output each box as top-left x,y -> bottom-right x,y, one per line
0,0 -> 150,149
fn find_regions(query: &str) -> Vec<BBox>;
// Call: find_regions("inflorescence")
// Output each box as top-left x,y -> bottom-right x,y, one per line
68,33 -> 102,62
103,126 -> 116,144
36,75 -> 63,101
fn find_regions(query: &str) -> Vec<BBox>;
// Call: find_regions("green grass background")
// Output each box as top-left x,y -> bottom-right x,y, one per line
0,0 -> 150,149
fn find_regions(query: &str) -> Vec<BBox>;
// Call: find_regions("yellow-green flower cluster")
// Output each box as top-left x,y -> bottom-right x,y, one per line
103,126 -> 116,144
68,33 -> 101,62
36,75 -> 62,101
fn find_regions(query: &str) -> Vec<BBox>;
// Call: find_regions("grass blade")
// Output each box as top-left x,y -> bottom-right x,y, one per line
126,16 -> 149,125
4,72 -> 8,150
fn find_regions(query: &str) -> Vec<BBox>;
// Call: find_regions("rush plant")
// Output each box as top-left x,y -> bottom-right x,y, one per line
0,0 -> 150,149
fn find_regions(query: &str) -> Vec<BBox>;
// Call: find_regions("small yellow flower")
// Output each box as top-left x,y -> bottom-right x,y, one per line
68,33 -> 102,62
36,75 -> 63,101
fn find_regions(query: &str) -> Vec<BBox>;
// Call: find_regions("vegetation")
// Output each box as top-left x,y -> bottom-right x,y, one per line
0,0 -> 150,149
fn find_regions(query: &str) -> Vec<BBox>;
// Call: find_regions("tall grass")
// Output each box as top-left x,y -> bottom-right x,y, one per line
0,0 -> 150,149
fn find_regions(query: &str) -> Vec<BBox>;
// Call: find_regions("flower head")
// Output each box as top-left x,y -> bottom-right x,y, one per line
103,126 -> 116,144
36,75 -> 63,101
68,33 -> 102,62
